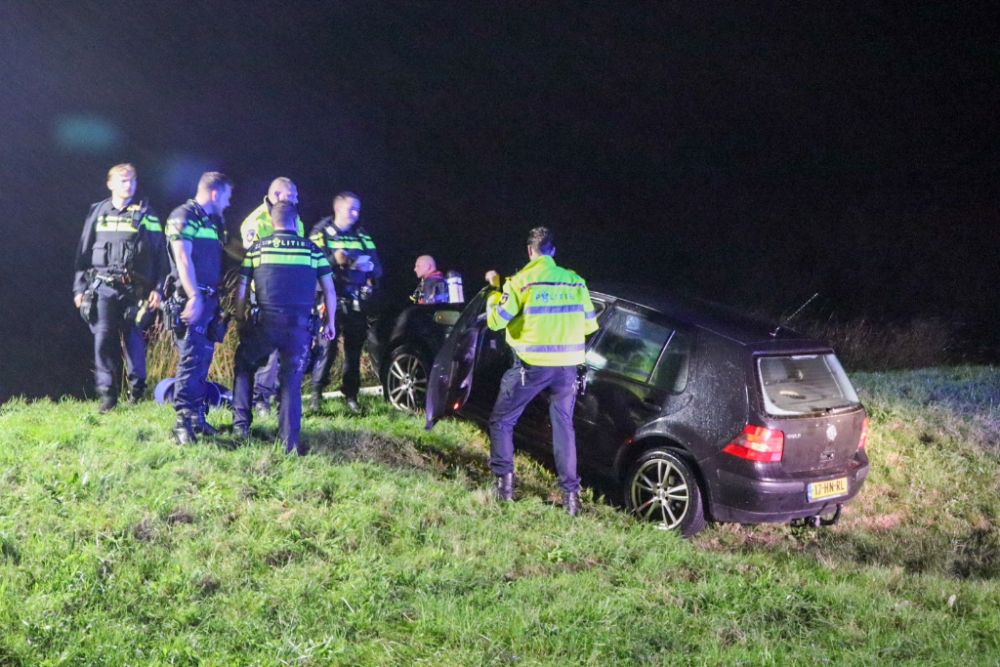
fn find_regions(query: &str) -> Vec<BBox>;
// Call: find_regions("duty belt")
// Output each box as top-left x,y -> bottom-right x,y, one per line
95,271 -> 132,286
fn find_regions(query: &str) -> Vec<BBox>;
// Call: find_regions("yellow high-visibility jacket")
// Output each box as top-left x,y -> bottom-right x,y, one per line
239,198 -> 305,249
487,255 -> 598,366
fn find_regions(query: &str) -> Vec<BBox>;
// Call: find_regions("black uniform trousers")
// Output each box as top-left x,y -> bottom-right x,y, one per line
310,302 -> 367,400
91,283 -> 146,399
173,296 -> 218,415
233,311 -> 313,454
488,359 -> 581,493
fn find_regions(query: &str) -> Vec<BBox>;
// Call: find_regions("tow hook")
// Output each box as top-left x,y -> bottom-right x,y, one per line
806,503 -> 842,528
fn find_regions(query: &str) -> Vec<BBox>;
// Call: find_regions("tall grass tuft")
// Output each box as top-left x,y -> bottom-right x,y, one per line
144,318 -> 379,389
795,317 -> 954,371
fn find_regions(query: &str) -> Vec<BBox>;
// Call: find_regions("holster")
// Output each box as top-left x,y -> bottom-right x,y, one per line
162,296 -> 187,336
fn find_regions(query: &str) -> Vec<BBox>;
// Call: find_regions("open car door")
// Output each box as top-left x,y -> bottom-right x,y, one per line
425,287 -> 492,429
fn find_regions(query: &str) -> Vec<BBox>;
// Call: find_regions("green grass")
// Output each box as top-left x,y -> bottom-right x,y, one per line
1,368 -> 1000,665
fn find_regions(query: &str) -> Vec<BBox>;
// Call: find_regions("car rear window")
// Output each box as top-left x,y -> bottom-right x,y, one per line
757,354 -> 860,416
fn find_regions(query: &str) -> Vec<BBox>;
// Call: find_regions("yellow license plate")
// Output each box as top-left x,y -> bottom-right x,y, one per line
808,477 -> 848,501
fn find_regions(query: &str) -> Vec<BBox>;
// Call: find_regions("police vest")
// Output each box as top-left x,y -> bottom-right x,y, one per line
166,200 -> 226,291
309,218 -> 379,292
486,255 -> 599,366
73,198 -> 166,295
241,232 -> 333,315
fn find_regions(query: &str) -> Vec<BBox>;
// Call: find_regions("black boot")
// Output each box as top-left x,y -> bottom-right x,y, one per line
309,390 -> 322,412
98,389 -> 117,414
493,473 -> 514,501
562,491 -> 580,517
285,441 -> 308,456
172,411 -> 198,445
193,407 -> 218,436
127,388 -> 144,406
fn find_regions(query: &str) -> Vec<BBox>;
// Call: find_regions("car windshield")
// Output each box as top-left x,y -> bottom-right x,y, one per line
757,353 -> 860,416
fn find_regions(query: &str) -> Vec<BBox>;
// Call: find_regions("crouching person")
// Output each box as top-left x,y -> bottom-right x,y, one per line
232,201 -> 337,455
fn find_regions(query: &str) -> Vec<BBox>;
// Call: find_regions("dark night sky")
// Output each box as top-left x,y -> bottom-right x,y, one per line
1,1 -> 998,398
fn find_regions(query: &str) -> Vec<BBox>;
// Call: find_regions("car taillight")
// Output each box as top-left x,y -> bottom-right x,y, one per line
722,425 -> 784,462
858,416 -> 869,450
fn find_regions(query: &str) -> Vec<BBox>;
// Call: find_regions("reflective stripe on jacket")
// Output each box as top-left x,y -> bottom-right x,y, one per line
241,232 -> 332,313
166,200 -> 226,291
239,198 -> 305,249
308,218 -> 382,294
486,255 -> 598,366
73,198 -> 168,295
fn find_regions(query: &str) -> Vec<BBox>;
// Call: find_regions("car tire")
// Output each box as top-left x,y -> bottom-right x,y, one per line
624,448 -> 707,537
383,345 -> 430,412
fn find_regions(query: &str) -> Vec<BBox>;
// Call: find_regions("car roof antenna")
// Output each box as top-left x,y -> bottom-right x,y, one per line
771,292 -> 819,337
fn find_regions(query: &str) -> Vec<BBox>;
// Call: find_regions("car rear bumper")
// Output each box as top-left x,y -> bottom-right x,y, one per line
707,457 -> 870,524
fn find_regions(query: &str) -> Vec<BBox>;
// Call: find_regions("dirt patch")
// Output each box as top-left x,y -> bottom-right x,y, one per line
132,517 -> 157,542
167,508 -> 195,524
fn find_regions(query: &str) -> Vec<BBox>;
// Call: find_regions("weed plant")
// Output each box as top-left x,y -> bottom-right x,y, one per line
795,317 -> 954,371
143,321 -> 379,391
2,366 -> 1000,664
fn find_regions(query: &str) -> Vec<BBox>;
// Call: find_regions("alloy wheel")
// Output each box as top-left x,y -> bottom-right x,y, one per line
628,454 -> 693,531
385,351 -> 428,412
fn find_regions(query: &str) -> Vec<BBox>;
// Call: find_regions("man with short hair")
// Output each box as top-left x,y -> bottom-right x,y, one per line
484,227 -> 598,516
239,177 -> 304,247
165,172 -> 233,444
239,177 -> 306,414
308,192 -> 381,412
73,163 -> 168,412
411,255 -> 449,304
233,201 -> 337,454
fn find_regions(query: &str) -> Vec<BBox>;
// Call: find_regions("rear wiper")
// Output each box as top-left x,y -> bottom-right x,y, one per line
822,404 -> 858,415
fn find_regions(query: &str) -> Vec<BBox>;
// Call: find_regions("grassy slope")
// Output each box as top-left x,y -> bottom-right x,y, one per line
1,368 -> 999,666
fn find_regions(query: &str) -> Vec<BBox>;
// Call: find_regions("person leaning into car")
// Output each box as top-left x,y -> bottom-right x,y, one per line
484,226 -> 598,516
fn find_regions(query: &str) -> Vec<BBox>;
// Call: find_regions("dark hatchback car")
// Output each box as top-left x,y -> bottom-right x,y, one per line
374,285 -> 869,536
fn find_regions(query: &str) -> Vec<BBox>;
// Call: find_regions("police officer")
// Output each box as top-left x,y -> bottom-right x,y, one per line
165,172 -> 233,444
239,177 -> 304,247
411,255 -> 449,304
238,177 -> 305,414
73,163 -> 168,412
233,201 -> 337,454
308,192 -> 381,412
484,227 -> 598,516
